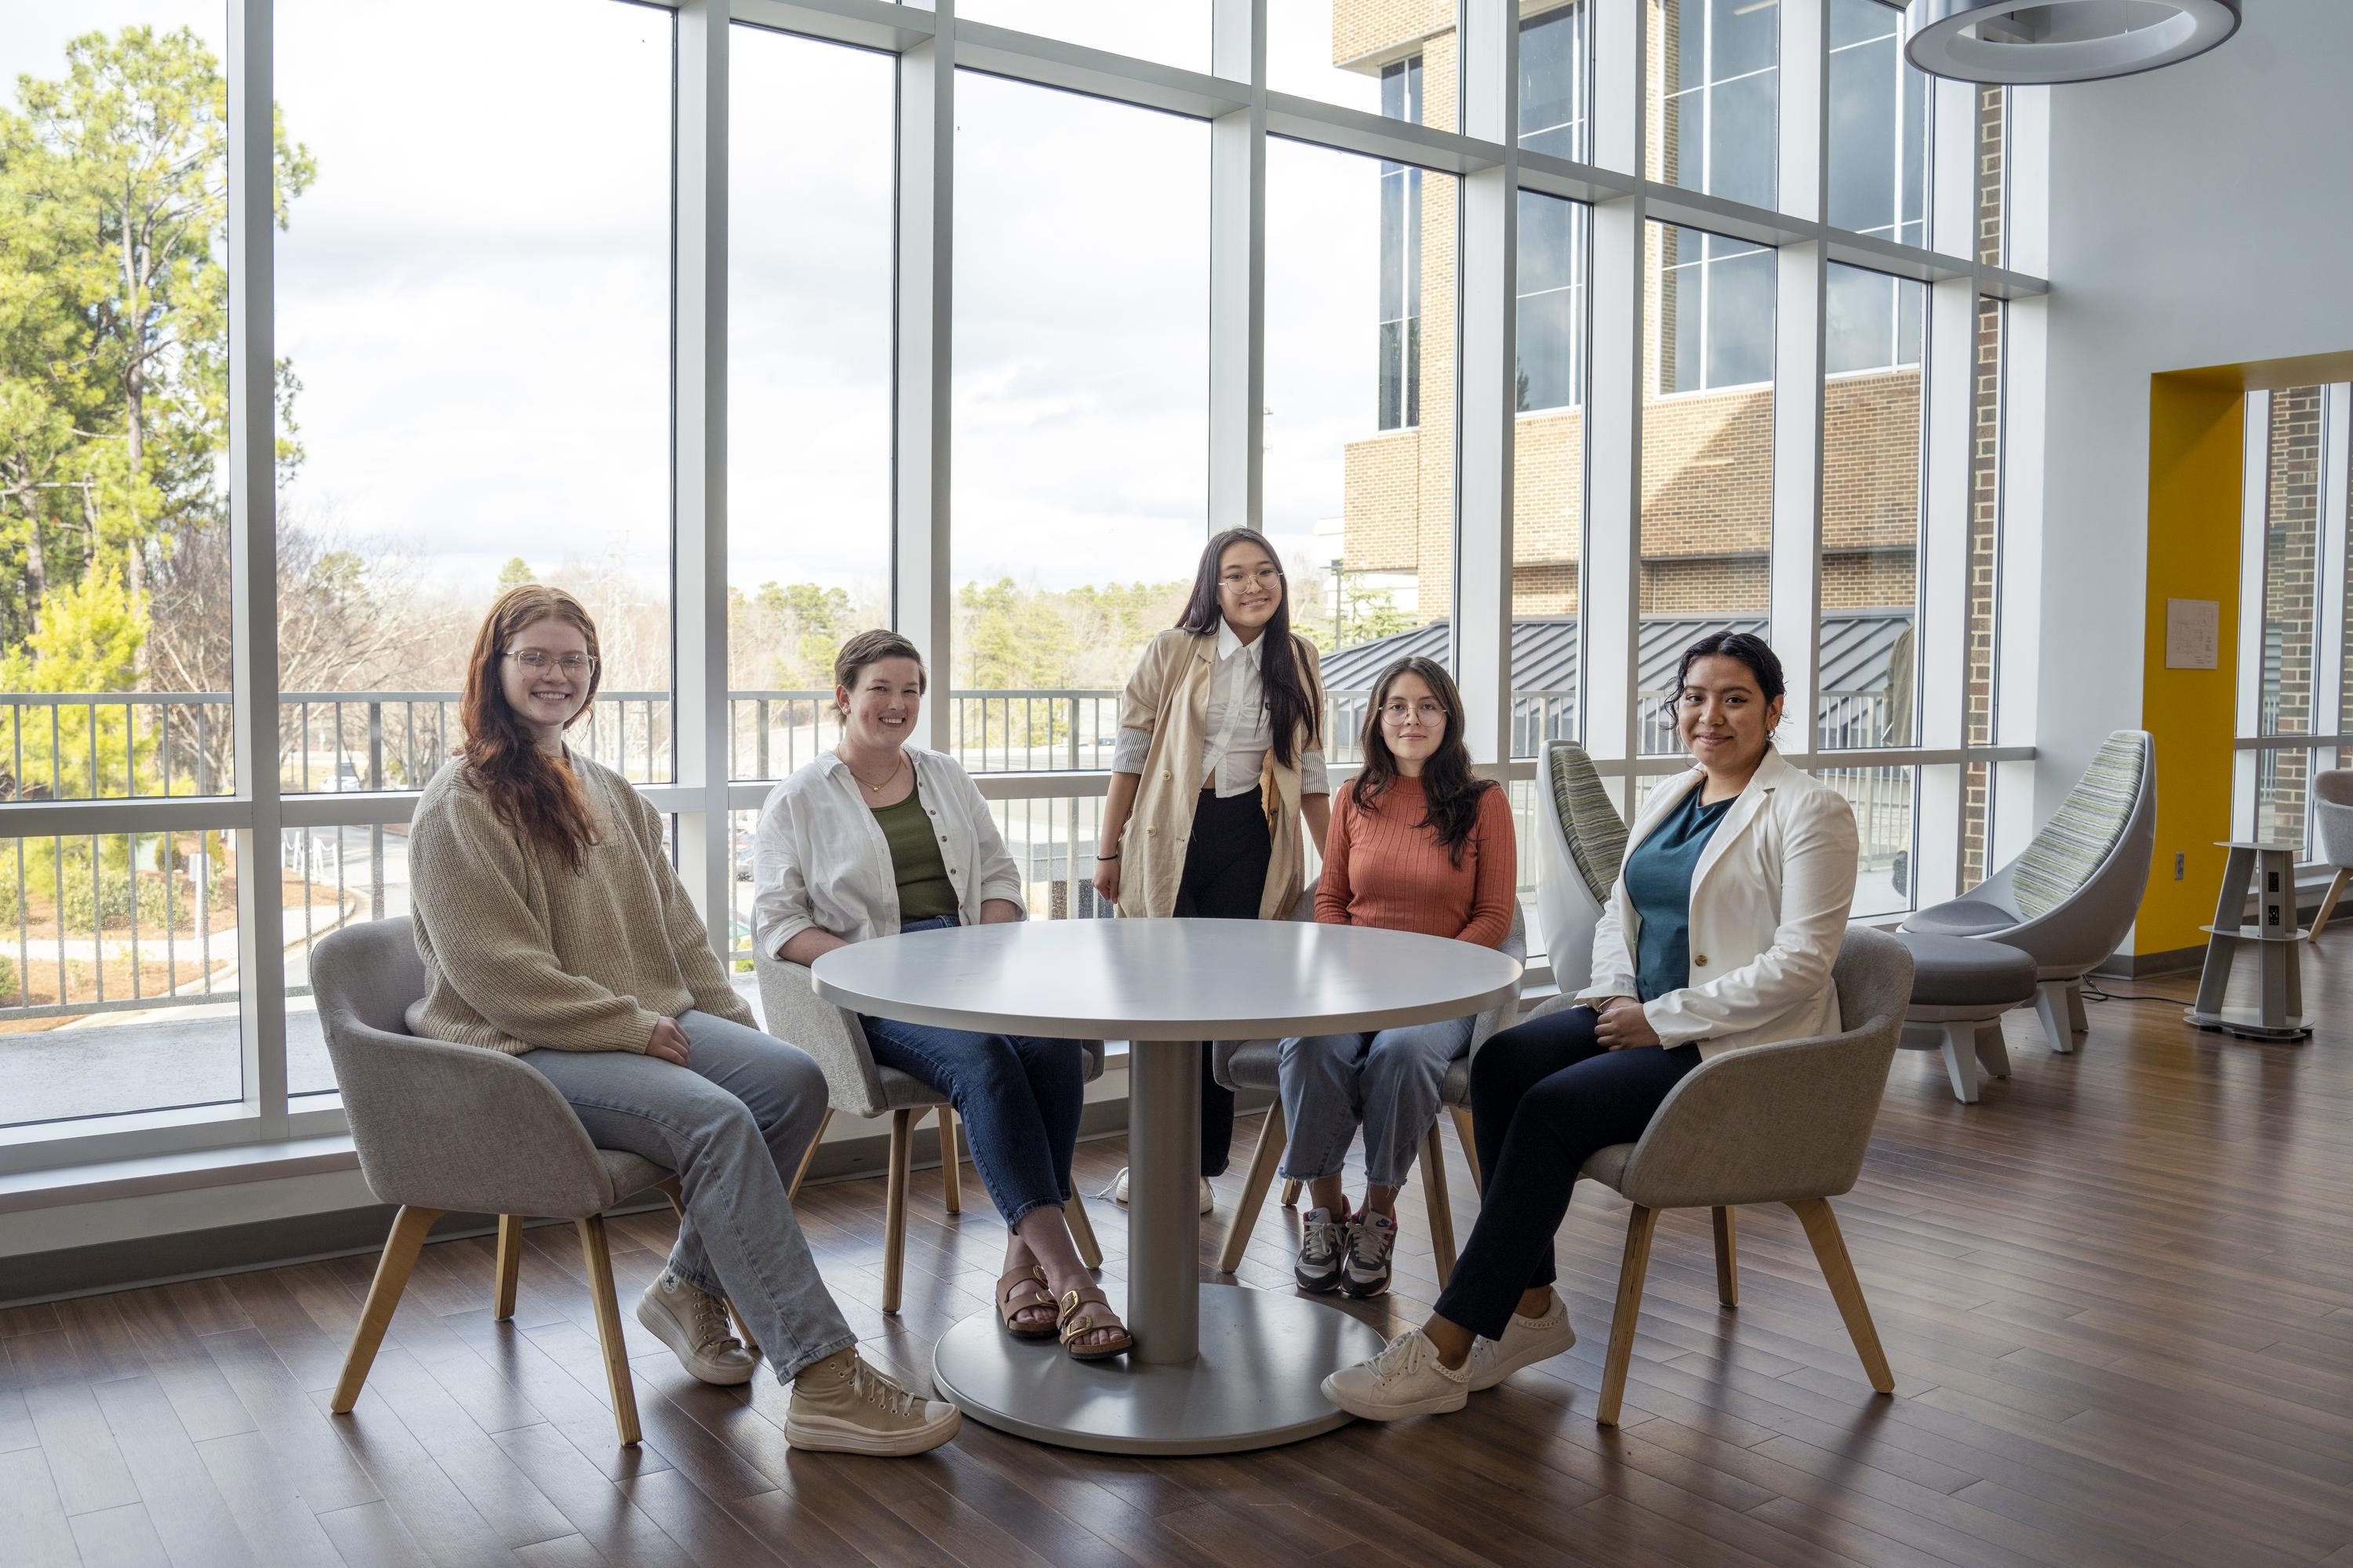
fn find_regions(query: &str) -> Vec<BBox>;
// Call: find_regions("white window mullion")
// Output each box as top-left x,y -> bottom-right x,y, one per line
1456,0 -> 1517,765
895,22 -> 955,753
2313,385 -> 2349,763
1207,0 -> 1264,537
673,2 -> 732,942
2233,390 -> 2275,839
1915,275 -> 1975,907
228,0 -> 286,1137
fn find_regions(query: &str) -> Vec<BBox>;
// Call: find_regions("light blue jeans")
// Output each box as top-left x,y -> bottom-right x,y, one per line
1277,1013 -> 1478,1188
520,1010 -> 856,1381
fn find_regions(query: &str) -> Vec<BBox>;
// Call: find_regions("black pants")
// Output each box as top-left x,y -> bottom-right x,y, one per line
1173,788 -> 1272,1177
1430,1006 -> 1701,1341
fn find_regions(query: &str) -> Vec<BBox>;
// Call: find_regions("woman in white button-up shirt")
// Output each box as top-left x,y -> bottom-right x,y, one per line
1092,529 -> 1335,1206
755,631 -> 1131,1359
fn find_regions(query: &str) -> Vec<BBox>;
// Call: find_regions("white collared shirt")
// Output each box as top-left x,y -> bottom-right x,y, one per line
752,747 -> 1026,956
1111,620 -> 1329,799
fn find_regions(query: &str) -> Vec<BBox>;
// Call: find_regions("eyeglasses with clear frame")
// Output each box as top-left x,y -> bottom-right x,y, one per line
1380,699 -> 1446,726
1219,566 -> 1283,592
507,649 -> 598,677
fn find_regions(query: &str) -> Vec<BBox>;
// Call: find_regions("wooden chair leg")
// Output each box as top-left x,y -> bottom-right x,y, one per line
657,1176 -> 686,1218
493,1215 -> 523,1321
1420,1122 -> 1457,1287
332,1204 -> 442,1413
1065,1192 -> 1104,1271
1711,1206 -> 1738,1307
1788,1198 -> 1894,1395
938,1105 -> 963,1215
1217,1111 -> 1288,1274
576,1215 -> 643,1446
2311,867 -> 2351,939
788,1106 -> 831,1200
1596,1205 -> 1658,1428
1280,1180 -> 1302,1207
882,1108 -> 914,1314
1450,1104 -> 1482,1195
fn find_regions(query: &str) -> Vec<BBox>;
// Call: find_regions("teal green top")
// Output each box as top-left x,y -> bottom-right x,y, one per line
872,782 -> 959,922
1624,785 -> 1735,1003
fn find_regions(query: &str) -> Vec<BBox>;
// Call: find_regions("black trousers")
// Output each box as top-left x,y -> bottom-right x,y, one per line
1430,1006 -> 1701,1341
1173,788 -> 1272,1177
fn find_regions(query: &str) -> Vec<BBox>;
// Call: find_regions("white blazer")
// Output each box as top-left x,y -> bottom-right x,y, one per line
753,748 -> 1026,957
1575,749 -> 1859,1060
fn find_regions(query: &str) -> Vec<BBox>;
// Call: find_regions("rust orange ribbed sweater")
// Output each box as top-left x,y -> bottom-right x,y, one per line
1315,774 -> 1517,948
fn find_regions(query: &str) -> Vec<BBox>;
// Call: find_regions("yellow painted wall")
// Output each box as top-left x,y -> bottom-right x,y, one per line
2138,374 -> 2245,954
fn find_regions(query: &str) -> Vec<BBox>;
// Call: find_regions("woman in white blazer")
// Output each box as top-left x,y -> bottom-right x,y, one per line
1322,631 -> 1859,1421
755,631 -> 1130,1360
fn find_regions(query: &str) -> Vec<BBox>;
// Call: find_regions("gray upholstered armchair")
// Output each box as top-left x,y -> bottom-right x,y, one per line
2309,769 -> 2353,937
312,917 -> 675,1446
752,944 -> 1105,1312
1212,894 -> 1526,1286
1901,729 -> 2155,1052
1537,740 -> 1629,995
1514,924 -> 1914,1424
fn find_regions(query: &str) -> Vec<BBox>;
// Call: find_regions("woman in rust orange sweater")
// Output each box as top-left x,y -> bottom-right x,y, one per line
1280,655 -> 1516,1298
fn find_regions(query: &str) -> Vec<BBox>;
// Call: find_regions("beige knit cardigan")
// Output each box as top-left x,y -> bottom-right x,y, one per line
405,751 -> 755,1055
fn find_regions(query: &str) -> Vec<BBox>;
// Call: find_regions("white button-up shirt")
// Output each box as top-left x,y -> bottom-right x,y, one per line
1112,620 -> 1329,799
752,748 -> 1026,957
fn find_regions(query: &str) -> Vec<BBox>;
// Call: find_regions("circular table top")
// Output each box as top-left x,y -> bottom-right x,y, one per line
811,918 -> 1523,1040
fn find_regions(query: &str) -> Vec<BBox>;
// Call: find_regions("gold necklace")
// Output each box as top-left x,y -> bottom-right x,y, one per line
840,749 -> 904,794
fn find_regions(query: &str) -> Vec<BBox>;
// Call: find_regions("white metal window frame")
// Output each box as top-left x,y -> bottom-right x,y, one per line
0,0 -> 2046,1191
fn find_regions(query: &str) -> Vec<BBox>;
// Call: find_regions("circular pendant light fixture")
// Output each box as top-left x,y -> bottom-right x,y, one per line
1904,0 -> 2241,84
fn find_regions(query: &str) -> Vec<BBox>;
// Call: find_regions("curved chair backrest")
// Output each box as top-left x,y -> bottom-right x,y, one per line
1614,924 -> 1912,1211
751,944 -> 890,1117
2315,769 -> 2353,868
1539,740 -> 1627,994
1991,729 -> 2157,971
310,917 -> 616,1218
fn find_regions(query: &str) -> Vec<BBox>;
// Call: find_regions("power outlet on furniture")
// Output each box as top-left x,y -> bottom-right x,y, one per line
2175,852 -> 2186,880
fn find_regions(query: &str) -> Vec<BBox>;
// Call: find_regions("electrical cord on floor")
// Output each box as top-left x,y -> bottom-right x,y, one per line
2078,977 -> 2191,1009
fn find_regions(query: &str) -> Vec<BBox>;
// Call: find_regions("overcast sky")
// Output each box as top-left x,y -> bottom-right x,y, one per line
4,1 -> 1396,621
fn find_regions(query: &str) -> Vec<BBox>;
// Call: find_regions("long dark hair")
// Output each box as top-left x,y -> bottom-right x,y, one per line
1349,656 -> 1494,868
1176,527 -> 1319,769
1661,629 -> 1787,747
459,585 -> 604,873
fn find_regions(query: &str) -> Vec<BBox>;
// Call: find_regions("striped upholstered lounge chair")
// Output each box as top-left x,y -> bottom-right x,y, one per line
1537,740 -> 1630,994
1900,730 -> 2156,1053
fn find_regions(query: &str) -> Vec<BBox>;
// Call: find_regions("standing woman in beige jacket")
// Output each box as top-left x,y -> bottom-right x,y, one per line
1092,529 -> 1334,1206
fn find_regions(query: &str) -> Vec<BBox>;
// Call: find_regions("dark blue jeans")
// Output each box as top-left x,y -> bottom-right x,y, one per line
860,915 -> 1088,1230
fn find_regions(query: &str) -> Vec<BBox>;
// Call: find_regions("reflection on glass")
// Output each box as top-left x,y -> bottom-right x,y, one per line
1820,266 -> 1924,759
1642,220 -> 1773,755
1271,137 -> 1458,750
729,26 -> 893,781
951,72 -> 1208,772
1271,0 -> 1456,127
275,0 -> 673,793
1659,0 -> 1778,208
1827,0 -> 1927,249
1511,193 -> 1588,756
1520,2 -> 1589,162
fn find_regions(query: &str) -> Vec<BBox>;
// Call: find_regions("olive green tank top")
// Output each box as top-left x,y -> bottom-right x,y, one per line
871,781 -> 959,922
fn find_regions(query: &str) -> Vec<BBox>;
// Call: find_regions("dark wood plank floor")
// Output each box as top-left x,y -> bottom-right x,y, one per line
9,954 -> 2353,1568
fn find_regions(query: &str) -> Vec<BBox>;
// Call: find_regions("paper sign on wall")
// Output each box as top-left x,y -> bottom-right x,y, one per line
2166,598 -> 2220,670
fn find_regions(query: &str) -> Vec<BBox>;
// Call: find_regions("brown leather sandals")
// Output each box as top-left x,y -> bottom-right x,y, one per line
995,1265 -> 1057,1339
1056,1286 -> 1134,1360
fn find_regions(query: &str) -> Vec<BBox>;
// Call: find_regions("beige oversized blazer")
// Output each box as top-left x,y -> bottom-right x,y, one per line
1112,626 -> 1325,922
1575,748 -> 1860,1060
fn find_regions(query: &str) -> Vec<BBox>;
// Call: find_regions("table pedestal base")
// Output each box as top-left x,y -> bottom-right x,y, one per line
931,1283 -> 1389,1455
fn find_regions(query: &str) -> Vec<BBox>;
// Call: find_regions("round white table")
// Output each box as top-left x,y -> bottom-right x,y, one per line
812,917 -> 1523,1455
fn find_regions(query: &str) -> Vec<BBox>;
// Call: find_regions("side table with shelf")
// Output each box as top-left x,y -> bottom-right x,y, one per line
2187,839 -> 2313,1041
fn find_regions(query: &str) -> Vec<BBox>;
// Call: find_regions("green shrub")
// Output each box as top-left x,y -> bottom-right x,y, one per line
60,870 -> 195,933
0,873 -> 18,926
0,952 -> 16,1000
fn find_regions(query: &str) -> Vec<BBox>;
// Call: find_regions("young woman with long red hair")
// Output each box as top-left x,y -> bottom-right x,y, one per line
404,587 -> 959,1456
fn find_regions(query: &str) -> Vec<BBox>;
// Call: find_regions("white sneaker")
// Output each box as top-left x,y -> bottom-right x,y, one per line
784,1348 -> 960,1456
1467,1297 -> 1577,1392
1320,1329 -> 1472,1421
635,1272 -> 759,1386
1109,1166 -> 1215,1214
